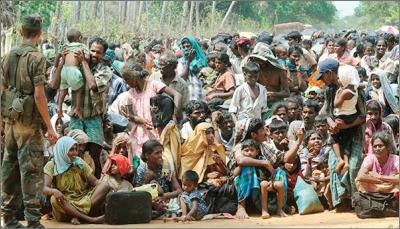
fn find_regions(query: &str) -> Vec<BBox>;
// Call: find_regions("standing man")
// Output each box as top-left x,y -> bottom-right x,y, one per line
53,37 -> 112,178
1,14 -> 57,228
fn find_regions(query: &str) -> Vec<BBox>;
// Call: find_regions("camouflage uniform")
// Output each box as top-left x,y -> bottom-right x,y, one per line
1,41 -> 46,223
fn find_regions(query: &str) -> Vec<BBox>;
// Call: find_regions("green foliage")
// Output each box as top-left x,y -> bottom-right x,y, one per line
11,0 -> 56,29
354,1 -> 399,29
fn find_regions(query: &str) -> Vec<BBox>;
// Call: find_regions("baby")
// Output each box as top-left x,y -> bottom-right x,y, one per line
179,170 -> 208,221
56,29 -> 90,119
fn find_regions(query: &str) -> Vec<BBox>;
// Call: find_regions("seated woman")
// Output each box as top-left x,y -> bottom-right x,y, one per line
356,131 -> 399,194
180,122 -> 228,188
43,136 -> 112,225
134,140 -> 182,217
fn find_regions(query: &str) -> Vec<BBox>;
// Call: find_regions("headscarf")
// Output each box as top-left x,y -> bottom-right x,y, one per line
236,37 -> 253,47
67,129 -> 89,144
364,100 -> 392,155
104,154 -> 131,177
180,36 -> 207,74
368,68 -> 399,113
53,136 -> 84,176
111,132 -> 132,156
180,122 -> 225,182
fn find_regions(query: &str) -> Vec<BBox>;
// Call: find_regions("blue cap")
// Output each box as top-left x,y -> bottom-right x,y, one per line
315,59 -> 339,80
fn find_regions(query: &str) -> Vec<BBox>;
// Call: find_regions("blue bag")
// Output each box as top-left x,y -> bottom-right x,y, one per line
293,177 -> 324,215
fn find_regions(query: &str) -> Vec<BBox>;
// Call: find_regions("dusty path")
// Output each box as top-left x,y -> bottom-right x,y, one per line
21,211 -> 399,228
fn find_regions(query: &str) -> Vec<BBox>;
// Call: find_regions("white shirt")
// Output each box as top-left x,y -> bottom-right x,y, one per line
180,121 -> 193,141
229,82 -> 268,119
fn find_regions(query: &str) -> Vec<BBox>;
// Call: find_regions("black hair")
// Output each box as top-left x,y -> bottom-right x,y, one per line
184,100 -> 209,116
141,140 -> 163,162
366,100 -> 382,113
182,170 -> 199,184
288,45 -> 303,55
315,114 -> 328,124
303,130 -> 322,147
335,38 -> 347,48
286,96 -> 302,108
268,118 -> 288,133
384,33 -> 396,43
66,29 -> 82,43
160,51 -> 178,67
355,66 -> 367,78
272,102 -> 288,114
216,53 -> 231,67
384,114 -> 399,136
20,14 -> 42,38
108,43 -> 118,50
207,52 -> 218,61
241,139 -> 258,150
302,39 -> 312,47
303,99 -> 320,114
216,110 -> 233,125
376,37 -> 387,47
371,131 -> 395,154
89,36 -> 108,53
242,61 -> 260,73
354,43 -> 365,58
285,155 -> 301,174
121,61 -> 149,81
245,118 -> 265,140
324,37 -> 335,46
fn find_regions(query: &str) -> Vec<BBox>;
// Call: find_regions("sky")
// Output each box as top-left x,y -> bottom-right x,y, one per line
333,1 -> 360,18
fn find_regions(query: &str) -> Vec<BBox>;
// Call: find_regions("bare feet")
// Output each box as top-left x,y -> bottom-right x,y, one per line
70,218 -> 80,225
89,215 -> 105,224
341,163 -> 349,176
261,210 -> 271,219
235,205 -> 249,219
277,209 -> 288,217
335,159 -> 345,174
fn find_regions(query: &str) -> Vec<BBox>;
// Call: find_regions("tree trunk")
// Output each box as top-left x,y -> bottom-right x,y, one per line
131,1 -> 137,31
72,1 -> 80,24
123,1 -> 128,23
159,1 -> 168,30
51,1 -> 62,53
102,1 -> 106,35
118,1 -> 123,23
195,1 -> 200,35
93,1 -> 99,18
189,1 -> 195,33
211,1 -> 216,28
220,1 -> 236,28
180,1 -> 188,32
145,1 -> 150,37
136,1 -> 144,29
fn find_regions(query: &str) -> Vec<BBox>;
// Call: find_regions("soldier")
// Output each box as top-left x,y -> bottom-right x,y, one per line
1,14 -> 57,228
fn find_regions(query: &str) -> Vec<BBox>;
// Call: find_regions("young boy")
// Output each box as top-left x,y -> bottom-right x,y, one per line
179,170 -> 208,221
314,114 -> 329,143
199,52 -> 219,88
229,61 -> 268,120
233,139 -> 287,219
57,29 -> 90,119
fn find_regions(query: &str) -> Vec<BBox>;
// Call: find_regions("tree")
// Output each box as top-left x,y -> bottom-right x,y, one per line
11,0 -> 56,29
354,1 -> 399,29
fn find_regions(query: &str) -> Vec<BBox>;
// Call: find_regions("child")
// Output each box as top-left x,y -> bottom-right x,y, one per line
233,139 -> 287,219
314,115 -> 329,144
57,29 -> 90,119
101,154 -> 133,192
331,65 -> 360,175
229,61 -> 268,120
199,52 -> 219,88
274,45 -> 288,67
179,170 -> 208,221
284,155 -> 304,214
309,154 -> 332,210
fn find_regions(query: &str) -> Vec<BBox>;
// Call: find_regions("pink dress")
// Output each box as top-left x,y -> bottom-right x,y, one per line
128,80 -> 166,156
362,154 -> 399,176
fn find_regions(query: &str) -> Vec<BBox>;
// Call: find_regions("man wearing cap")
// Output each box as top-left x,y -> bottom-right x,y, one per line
248,42 -> 290,119
52,36 -> 113,179
315,59 -> 366,210
1,14 -> 57,228
286,30 -> 317,72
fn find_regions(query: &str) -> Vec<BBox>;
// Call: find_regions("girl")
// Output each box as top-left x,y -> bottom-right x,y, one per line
364,100 -> 395,155
365,69 -> 399,117
101,154 -> 133,192
284,155 -> 304,214
285,45 -> 308,98
205,53 -> 236,101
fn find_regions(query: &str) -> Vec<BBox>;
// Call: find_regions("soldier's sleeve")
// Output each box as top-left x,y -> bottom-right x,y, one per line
94,65 -> 112,93
30,55 -> 46,86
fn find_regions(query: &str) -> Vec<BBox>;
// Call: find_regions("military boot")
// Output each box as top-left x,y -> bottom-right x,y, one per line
26,221 -> 45,228
3,217 -> 26,228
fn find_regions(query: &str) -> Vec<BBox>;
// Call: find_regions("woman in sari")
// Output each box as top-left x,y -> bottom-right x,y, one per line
180,122 -> 227,187
356,131 -> 399,194
43,137 -> 111,224
178,36 -> 208,101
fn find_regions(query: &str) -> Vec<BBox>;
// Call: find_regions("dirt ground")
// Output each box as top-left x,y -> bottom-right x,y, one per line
17,210 -> 399,228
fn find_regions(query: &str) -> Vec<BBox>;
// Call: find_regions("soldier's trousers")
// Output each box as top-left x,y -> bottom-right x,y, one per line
1,122 -> 44,222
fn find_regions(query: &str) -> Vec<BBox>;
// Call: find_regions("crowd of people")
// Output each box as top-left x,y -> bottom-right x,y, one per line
1,13 -> 399,227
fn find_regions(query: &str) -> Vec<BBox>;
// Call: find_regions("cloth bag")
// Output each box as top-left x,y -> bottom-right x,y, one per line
293,177 -> 324,215
352,192 -> 399,219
